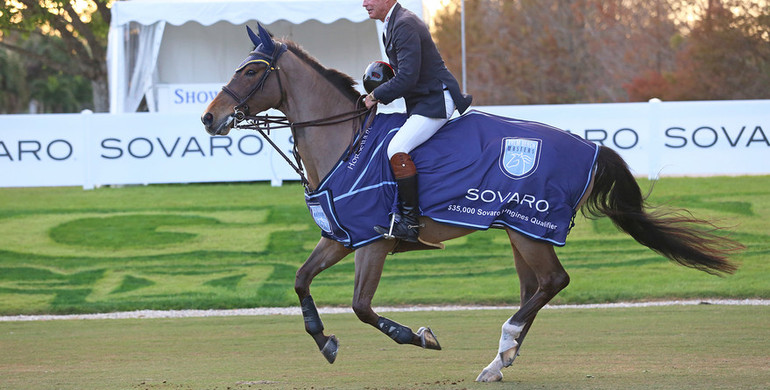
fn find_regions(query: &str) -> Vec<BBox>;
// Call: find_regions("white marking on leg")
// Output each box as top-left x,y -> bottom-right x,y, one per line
498,319 -> 524,354
484,353 -> 504,373
476,353 -> 504,382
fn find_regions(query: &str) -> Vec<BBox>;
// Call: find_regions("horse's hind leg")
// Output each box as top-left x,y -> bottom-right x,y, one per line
506,245 -> 542,355
476,230 -> 569,382
490,245 -> 540,364
295,238 -> 352,363
351,240 -> 442,350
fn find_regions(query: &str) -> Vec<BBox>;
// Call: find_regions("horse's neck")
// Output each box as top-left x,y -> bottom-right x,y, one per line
281,62 -> 359,190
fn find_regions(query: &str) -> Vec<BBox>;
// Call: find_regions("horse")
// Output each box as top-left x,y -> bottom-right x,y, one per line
201,24 -> 740,382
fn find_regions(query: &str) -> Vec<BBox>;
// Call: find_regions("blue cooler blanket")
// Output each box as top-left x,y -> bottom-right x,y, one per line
305,110 -> 598,249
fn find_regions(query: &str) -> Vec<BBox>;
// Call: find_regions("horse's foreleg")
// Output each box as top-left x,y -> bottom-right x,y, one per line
351,240 -> 442,350
299,295 -> 340,363
295,238 -> 352,363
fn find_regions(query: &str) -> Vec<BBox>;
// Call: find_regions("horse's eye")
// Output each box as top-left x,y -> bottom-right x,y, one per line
246,69 -> 257,76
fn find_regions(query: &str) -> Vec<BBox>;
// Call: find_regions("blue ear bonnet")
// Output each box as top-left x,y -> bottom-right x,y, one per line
236,24 -> 288,72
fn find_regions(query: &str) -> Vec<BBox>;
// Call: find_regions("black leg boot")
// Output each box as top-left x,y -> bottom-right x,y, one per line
374,153 -> 422,242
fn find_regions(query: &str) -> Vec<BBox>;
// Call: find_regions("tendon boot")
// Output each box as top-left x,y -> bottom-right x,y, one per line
374,153 -> 422,242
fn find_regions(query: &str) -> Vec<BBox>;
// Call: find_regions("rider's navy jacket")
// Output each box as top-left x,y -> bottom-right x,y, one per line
373,2 -> 472,118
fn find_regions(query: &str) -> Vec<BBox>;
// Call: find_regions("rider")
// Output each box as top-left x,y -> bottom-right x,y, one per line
363,0 -> 472,242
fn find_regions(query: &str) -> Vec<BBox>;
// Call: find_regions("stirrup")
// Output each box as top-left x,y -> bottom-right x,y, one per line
381,214 -> 398,240
374,214 -> 421,242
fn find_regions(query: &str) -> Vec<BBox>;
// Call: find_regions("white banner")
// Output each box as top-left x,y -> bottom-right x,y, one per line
1,100 -> 767,189
1,112 -> 298,188
0,114 -> 87,187
476,99 -> 769,177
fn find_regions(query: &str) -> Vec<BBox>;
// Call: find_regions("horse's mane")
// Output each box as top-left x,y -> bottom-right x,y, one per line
282,40 -> 362,103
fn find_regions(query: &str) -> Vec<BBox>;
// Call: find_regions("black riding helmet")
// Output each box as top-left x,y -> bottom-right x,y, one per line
362,61 -> 395,94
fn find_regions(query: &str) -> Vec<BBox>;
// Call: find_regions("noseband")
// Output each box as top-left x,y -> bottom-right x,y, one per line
221,43 -> 288,120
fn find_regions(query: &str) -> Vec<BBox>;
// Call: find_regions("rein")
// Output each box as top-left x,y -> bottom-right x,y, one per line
233,97 -> 376,189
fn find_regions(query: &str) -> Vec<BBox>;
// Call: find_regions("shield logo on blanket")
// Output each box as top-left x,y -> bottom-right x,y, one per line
309,204 -> 333,233
499,137 -> 541,179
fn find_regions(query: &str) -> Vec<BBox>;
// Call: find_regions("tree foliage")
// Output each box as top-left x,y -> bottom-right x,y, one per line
432,0 -> 770,104
0,47 -> 28,113
0,0 -> 111,112
627,0 -> 770,101
27,33 -> 94,112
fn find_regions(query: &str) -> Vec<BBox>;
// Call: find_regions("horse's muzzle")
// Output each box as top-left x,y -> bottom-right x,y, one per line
202,112 -> 234,136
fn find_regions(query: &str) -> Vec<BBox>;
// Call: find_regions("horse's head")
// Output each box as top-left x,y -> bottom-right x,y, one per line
202,24 -> 287,136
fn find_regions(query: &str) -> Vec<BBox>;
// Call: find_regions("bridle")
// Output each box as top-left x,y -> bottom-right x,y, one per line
219,42 -> 376,188
220,43 -> 288,121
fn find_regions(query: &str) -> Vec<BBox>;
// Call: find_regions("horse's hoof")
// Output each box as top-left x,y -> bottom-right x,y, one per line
321,334 -> 338,364
475,368 -> 503,382
417,327 -> 441,350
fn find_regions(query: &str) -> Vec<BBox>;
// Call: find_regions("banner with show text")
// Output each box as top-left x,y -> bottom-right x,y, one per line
1,112 -> 298,189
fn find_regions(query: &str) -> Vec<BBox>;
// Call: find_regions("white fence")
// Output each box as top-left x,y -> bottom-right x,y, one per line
1,100 -> 768,189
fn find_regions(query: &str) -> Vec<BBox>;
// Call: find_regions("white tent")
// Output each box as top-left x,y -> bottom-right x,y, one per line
107,0 -> 424,113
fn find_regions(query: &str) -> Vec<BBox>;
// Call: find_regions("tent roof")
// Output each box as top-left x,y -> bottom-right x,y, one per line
111,0 -> 424,27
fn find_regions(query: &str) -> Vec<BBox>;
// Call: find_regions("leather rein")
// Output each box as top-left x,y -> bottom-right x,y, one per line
221,43 -> 376,188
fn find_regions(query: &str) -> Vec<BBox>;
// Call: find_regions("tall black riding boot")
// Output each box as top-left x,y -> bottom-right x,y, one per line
374,153 -> 422,242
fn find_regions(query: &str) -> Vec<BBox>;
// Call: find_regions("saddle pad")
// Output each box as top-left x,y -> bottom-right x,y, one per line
305,110 -> 598,249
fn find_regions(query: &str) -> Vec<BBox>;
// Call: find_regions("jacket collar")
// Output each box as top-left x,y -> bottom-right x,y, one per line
384,2 -> 402,47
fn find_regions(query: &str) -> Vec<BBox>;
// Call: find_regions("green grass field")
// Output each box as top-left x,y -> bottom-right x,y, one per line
0,176 -> 768,315
1,176 -> 768,389
1,305 -> 768,389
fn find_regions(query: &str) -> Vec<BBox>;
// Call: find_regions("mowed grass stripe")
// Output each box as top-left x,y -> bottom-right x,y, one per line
0,176 -> 768,315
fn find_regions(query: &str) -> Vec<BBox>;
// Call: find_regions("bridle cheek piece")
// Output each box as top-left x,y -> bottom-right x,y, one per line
221,45 -> 288,120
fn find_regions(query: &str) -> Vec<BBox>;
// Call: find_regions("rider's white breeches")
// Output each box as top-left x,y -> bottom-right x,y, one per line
387,90 -> 456,158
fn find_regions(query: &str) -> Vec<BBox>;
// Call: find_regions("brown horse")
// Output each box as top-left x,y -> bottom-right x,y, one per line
202,25 -> 739,382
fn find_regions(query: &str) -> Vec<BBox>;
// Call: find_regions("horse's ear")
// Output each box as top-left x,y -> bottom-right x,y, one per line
257,23 -> 275,53
246,25 -> 261,48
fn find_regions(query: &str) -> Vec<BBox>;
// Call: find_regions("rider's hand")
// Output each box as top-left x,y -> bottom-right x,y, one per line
365,93 -> 378,109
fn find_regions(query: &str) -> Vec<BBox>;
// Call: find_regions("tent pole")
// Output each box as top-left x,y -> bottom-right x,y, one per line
461,0 -> 466,94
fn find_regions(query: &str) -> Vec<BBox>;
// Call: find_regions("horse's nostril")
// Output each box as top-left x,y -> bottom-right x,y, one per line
202,112 -> 214,126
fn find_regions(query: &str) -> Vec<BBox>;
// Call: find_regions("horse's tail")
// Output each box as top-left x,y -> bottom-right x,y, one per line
582,146 -> 741,275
